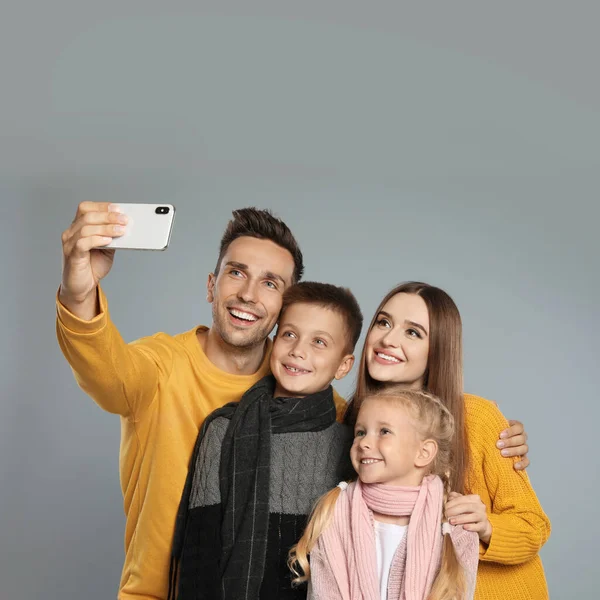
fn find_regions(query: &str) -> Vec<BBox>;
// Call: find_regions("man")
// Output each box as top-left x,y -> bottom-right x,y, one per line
57,203 -> 313,599
57,202 -> 530,599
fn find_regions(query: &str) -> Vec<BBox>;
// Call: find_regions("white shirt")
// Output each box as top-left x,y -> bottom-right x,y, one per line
374,520 -> 407,600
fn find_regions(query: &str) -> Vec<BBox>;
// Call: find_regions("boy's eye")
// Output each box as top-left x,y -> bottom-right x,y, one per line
380,428 -> 391,435
314,338 -> 326,346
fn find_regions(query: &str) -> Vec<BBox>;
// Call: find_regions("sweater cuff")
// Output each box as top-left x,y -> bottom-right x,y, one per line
56,286 -> 108,334
479,513 -> 537,563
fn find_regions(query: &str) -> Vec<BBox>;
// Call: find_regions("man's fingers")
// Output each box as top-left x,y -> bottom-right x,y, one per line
64,225 -> 124,256
74,201 -> 115,221
71,235 -> 115,255
79,224 -> 126,239
70,208 -> 127,235
63,208 -> 127,257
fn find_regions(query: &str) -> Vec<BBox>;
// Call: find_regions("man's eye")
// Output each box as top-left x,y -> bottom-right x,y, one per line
230,269 -> 242,277
265,281 -> 277,289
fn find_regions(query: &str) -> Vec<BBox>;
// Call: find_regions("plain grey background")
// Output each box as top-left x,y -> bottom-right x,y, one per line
2,2 -> 598,599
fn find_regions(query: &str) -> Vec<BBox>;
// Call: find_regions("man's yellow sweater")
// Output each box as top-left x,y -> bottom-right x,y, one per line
464,394 -> 551,600
56,287 -> 346,600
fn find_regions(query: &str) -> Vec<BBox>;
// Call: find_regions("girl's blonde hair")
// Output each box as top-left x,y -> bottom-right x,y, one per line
289,388 -> 467,600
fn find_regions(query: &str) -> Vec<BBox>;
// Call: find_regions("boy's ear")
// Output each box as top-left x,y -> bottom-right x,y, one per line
415,439 -> 438,469
206,273 -> 216,303
334,354 -> 355,381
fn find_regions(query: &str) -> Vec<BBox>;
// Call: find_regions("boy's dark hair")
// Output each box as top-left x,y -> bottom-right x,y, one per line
280,282 -> 363,354
215,207 -> 304,283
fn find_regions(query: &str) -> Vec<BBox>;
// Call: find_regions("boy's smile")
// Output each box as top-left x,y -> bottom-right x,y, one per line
281,362 -> 312,375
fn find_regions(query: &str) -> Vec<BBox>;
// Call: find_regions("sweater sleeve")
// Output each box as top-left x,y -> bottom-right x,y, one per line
307,543 -> 344,600
449,525 -> 479,600
56,286 -> 170,418
466,397 -> 551,565
189,417 -> 229,508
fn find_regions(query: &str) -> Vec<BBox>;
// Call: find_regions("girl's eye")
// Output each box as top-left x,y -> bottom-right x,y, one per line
407,328 -> 422,339
380,428 -> 391,435
282,331 -> 295,339
354,430 -> 365,438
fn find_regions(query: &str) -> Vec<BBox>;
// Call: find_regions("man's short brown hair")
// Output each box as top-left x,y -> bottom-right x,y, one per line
280,282 -> 363,353
215,208 -> 304,283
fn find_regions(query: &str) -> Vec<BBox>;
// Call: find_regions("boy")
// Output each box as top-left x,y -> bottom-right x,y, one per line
170,282 -> 363,600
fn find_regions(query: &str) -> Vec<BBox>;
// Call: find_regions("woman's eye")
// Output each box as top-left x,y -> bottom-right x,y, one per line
376,317 -> 391,328
407,328 -> 422,339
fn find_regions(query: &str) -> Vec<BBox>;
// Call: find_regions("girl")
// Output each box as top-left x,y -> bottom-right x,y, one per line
345,282 -> 551,599
290,388 -> 480,600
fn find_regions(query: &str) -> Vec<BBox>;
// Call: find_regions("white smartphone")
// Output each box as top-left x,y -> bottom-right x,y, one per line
105,203 -> 176,250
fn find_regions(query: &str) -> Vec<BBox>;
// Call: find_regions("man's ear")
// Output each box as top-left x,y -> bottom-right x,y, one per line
206,273 -> 216,303
334,354 -> 355,381
415,439 -> 438,469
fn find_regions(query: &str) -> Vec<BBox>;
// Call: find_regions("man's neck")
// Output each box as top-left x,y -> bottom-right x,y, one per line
197,327 -> 268,376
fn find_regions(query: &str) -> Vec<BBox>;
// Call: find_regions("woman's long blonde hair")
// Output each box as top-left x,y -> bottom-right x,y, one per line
345,282 -> 468,494
289,388 -> 467,600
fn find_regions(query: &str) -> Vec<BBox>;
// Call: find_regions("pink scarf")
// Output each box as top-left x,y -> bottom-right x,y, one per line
320,475 -> 444,600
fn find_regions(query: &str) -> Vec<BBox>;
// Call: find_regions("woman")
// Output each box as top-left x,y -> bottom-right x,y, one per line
344,282 -> 551,600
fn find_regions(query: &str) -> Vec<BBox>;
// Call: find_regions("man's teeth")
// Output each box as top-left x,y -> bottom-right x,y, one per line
361,459 -> 382,464
230,309 -> 258,322
376,352 -> 400,363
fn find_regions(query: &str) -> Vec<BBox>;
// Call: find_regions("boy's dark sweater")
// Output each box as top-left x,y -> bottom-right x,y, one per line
176,412 -> 352,600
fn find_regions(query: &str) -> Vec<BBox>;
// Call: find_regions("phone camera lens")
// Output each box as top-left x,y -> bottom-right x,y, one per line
155,206 -> 170,215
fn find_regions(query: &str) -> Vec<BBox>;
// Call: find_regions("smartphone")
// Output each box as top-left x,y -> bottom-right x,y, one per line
105,203 -> 176,250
